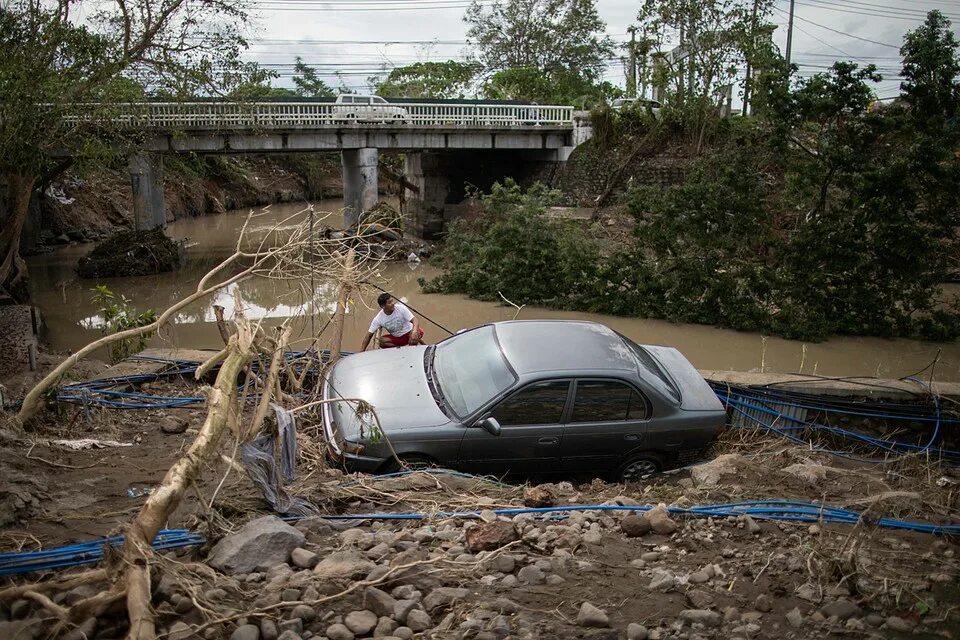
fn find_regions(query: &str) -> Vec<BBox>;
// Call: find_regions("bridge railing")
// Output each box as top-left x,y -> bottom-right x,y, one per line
64,101 -> 575,129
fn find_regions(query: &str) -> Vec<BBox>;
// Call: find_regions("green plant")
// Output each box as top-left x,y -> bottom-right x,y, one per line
91,285 -> 158,363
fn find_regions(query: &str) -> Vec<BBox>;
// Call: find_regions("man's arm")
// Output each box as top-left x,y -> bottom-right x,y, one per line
360,331 -> 375,351
409,316 -> 421,345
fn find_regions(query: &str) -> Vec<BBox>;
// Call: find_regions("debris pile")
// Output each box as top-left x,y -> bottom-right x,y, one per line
77,229 -> 181,278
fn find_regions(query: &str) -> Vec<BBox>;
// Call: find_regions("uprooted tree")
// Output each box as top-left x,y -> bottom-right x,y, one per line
0,0 -> 249,302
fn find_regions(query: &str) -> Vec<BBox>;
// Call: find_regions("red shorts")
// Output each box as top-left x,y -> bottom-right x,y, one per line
384,327 -> 424,346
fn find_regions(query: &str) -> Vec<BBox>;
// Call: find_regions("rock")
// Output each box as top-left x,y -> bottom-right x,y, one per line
517,565 -> 545,585
465,521 -> 518,553
796,583 -> 820,603
160,416 -> 189,434
391,585 -> 420,601
786,608 -> 804,628
582,530 -> 603,545
406,609 -> 433,632
364,586 -> 397,618
261,619 -> 279,640
62,617 -> 97,640
281,589 -> 301,603
325,623 -> 355,640
523,485 -> 554,508
644,504 -> 678,535
686,589 -> 714,609
688,570 -> 710,584
344,610 -> 378,635
494,555 -> 516,574
394,600 -> 418,624
278,619 -> 303,635
276,632 -> 301,640
291,548 -> 318,569
374,616 -> 397,637
576,602 -> 609,628
627,623 -> 649,640
648,575 -> 676,592
393,627 -> 414,640
885,616 -> 916,632
207,516 -> 305,574
501,575 -> 518,588
289,605 -> 316,623
231,624 -> 261,640
9,600 -> 29,620
640,552 -> 660,562
742,515 -> 761,534
754,594 -> 773,613
546,574 -> 566,585
423,587 -> 469,611
679,610 -> 722,627
621,515 -> 652,537
690,454 -> 743,487
314,549 -> 376,580
865,614 -> 884,627
490,597 -> 521,614
819,600 -> 862,620
169,622 -> 194,640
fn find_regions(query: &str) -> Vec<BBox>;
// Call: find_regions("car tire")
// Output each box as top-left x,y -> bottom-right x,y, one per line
615,452 -> 662,483
380,454 -> 436,474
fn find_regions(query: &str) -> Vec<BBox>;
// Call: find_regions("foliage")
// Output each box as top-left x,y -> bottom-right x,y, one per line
484,67 -> 623,107
377,60 -> 481,99
91,285 -> 158,363
465,0 -> 614,81
226,63 -> 298,99
293,57 -> 336,97
422,180 -> 601,305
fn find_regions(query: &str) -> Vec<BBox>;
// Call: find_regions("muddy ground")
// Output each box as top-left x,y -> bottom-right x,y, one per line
1,357 -> 959,640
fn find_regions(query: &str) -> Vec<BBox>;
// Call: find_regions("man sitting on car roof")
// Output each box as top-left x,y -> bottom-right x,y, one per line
360,292 -> 425,350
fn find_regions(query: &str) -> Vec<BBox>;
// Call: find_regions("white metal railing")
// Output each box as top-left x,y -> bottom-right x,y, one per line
64,101 -> 575,130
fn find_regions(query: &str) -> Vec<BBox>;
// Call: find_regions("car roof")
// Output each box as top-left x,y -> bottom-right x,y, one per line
492,320 -> 638,375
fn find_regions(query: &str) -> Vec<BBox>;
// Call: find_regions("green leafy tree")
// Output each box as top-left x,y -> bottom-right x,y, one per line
292,57 -> 336,97
377,61 -> 481,99
485,67 -> 622,106
226,62 -> 298,99
465,0 -> 614,81
0,0 -> 248,302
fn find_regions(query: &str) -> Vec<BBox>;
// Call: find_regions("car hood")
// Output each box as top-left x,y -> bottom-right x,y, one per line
643,346 -> 724,412
326,347 -> 449,439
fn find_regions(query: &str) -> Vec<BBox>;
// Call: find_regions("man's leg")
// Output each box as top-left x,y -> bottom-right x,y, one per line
379,335 -> 398,348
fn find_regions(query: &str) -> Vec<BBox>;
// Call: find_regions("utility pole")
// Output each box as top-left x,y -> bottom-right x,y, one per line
785,0 -> 796,67
743,0 -> 760,116
626,26 -> 638,98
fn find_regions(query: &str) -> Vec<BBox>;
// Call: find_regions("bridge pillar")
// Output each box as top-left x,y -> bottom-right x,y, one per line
403,152 -> 448,240
128,153 -> 166,231
341,148 -> 379,228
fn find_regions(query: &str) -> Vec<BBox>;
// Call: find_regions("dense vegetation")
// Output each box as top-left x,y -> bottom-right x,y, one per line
425,12 -> 960,342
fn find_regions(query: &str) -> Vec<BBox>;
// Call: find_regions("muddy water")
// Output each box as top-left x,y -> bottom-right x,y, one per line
26,202 -> 960,381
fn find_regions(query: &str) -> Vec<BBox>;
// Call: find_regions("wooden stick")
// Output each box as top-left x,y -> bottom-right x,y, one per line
327,248 -> 355,364
247,325 -> 292,441
212,305 -> 231,346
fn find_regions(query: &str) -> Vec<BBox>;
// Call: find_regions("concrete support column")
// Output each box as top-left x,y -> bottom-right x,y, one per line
341,148 -> 379,228
128,153 -> 166,231
403,152 -> 449,240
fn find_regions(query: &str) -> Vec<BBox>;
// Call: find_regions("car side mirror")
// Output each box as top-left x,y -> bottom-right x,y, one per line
476,416 -> 502,436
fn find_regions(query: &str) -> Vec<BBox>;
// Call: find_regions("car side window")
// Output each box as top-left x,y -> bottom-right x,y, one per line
490,381 -> 569,426
340,96 -> 353,104
571,380 -> 649,423
357,97 -> 372,104
373,96 -> 387,104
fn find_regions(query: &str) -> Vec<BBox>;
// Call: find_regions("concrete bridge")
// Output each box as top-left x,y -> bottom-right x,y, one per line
98,101 -> 592,237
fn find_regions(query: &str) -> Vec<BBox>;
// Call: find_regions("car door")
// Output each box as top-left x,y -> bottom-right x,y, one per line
560,379 -> 651,473
371,96 -> 390,121
457,380 -> 572,476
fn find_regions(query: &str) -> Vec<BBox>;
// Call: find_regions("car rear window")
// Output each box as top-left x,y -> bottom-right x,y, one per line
571,380 -> 649,422
618,335 -> 681,404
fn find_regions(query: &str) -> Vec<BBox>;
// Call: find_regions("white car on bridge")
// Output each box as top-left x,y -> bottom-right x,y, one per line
333,94 -> 410,124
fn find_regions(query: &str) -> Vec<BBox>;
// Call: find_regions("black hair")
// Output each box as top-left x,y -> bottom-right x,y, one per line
377,292 -> 392,307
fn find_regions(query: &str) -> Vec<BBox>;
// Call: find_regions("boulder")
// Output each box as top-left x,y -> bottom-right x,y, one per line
627,623 -> 648,640
406,609 -> 433,632
207,516 -> 305,574
576,602 -> 609,628
314,549 -> 376,580
621,515 -> 651,537
344,610 -> 377,635
290,548 -> 318,569
819,600 -> 862,621
423,587 -> 469,612
522,485 -> 555,508
689,454 -> 743,487
364,586 -> 397,618
230,624 -> 261,640
644,504 -> 678,535
465,521 -> 518,553
679,609 -> 722,627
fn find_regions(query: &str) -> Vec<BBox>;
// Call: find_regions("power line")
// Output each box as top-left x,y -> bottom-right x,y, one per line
773,7 -> 901,49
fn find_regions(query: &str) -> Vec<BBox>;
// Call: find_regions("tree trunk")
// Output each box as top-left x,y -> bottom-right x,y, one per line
0,172 -> 37,302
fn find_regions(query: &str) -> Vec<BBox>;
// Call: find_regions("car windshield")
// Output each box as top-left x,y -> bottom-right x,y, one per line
432,326 -> 516,418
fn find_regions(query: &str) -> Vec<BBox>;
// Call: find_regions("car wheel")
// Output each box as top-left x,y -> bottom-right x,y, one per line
380,454 -> 436,474
615,453 -> 662,483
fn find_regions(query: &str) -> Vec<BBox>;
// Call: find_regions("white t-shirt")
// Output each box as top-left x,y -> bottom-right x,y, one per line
369,303 -> 414,337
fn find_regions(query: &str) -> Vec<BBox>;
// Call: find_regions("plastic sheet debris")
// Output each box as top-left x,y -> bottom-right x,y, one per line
127,486 -> 154,498
51,439 -> 133,450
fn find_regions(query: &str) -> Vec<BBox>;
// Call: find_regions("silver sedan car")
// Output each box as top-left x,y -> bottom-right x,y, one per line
321,320 -> 725,481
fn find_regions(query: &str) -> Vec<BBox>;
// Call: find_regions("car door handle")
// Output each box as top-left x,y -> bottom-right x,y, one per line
624,434 -> 639,441
538,437 -> 559,445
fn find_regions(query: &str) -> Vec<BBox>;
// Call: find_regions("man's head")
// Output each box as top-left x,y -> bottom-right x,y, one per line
377,292 -> 395,313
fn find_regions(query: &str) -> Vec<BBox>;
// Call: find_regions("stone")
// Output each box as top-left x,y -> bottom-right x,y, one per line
281,589 -> 301,603
690,454 -> 743,487
490,597 -> 521,614
291,548 -> 318,569
627,623 -> 649,640
754,594 -> 773,613
501,575 -> 518,588
465,521 -> 519,553
648,575 -> 676,592
621,515 -> 652,537
374,616 -> 397,637
819,600 -> 862,621
393,599 -> 418,624
344,610 -> 378,635
688,571 -> 710,584
582,530 -> 603,545
640,552 -> 660,562
290,605 -> 316,623
645,505 -> 678,535
406,609 -> 433,632
207,516 -> 305,574
679,610 -> 722,627
231,624 -> 261,640
62,617 -> 97,640
786,608 -> 804,628
169,622 -> 194,640
576,602 -> 609,628
885,616 -> 916,631
546,574 -> 566,585
686,589 -> 714,609
160,415 -> 189,434
279,619 -> 303,635
325,623 -> 355,640
865,614 -> 884,627
796,584 -> 820,603
276,632 -> 301,640
494,555 -> 516,574
517,565 -> 545,585
261,619 -> 279,640
742,515 -> 761,534
391,585 -> 420,601
393,627 -> 414,640
341,528 -> 374,548
314,549 -> 376,580
523,485 -> 555,507
363,586 -> 397,618
423,587 -> 469,611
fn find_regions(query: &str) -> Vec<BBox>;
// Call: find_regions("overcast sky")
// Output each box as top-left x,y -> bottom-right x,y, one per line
240,0 -> 957,100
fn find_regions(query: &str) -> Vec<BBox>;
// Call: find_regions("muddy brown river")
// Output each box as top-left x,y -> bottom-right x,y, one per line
26,201 -> 960,381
